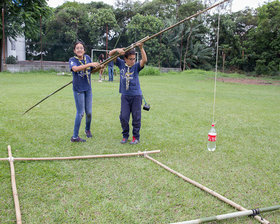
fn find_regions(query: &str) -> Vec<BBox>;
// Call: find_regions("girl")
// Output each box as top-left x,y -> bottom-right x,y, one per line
69,40 -> 100,142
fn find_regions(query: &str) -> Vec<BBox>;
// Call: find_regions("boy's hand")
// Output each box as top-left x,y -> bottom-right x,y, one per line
136,42 -> 144,49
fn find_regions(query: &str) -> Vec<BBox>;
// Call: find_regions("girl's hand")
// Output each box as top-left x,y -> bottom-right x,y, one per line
91,62 -> 100,68
117,48 -> 125,55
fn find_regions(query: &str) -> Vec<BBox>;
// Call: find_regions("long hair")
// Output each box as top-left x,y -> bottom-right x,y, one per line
73,40 -> 86,51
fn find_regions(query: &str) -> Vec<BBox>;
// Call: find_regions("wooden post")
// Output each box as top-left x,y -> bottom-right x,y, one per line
2,8 -> 7,71
145,155 -> 270,224
40,14 -> 43,70
7,145 -> 22,224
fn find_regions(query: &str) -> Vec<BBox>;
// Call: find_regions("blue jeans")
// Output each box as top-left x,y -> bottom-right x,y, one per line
108,66 -> 114,81
73,89 -> 92,138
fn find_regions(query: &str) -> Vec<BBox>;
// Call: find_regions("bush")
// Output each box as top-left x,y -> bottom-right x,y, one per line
140,66 -> 160,76
6,55 -> 17,64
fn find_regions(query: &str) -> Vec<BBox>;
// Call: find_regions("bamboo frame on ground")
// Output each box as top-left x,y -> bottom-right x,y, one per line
171,205 -> 280,224
1,145 -> 160,224
144,154 -> 271,224
7,145 -> 22,224
2,145 -> 275,224
2,150 -> 160,161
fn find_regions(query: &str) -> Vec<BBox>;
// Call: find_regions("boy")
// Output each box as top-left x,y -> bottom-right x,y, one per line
109,42 -> 147,144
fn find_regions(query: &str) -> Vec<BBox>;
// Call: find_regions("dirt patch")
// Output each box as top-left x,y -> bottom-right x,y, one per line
217,77 -> 280,85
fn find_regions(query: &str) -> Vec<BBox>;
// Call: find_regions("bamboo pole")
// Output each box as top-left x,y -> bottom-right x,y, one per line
0,150 -> 160,162
7,145 -> 22,224
171,205 -> 280,224
144,155 -> 270,224
22,35 -> 150,115
23,0 -> 230,115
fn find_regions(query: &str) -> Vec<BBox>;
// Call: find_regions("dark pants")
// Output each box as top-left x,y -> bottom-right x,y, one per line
120,95 -> 142,140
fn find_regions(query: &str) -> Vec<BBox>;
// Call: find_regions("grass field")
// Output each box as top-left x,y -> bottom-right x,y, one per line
0,70 -> 279,223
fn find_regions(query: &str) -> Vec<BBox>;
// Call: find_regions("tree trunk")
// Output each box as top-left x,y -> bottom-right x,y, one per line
158,33 -> 162,69
222,51 -> 226,73
106,24 -> 108,57
176,0 -> 181,21
183,27 -> 193,71
0,39 -> 2,72
180,33 -> 183,70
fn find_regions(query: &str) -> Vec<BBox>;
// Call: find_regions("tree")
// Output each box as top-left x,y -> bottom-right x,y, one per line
41,3 -> 92,61
0,0 -> 51,70
246,0 -> 280,75
127,13 -> 163,66
89,8 -> 120,53
138,0 -> 176,20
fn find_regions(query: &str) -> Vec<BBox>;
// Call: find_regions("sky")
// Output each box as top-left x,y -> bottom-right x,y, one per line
47,0 -> 269,12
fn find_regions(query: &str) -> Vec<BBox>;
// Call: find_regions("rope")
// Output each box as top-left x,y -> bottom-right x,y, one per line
142,95 -> 148,105
212,8 -> 221,125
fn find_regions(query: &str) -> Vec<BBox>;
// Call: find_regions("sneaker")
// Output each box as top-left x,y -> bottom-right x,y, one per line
120,138 -> 128,144
85,130 -> 92,138
130,136 -> 139,145
98,80 -> 102,82
71,136 -> 86,142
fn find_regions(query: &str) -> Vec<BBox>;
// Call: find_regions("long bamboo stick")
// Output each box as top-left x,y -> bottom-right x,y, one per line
0,150 -> 160,162
22,36 -> 150,115
144,155 -> 270,224
7,145 -> 22,224
171,205 -> 280,224
23,0 -> 229,115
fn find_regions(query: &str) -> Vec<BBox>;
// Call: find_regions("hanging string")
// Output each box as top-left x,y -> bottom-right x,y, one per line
212,8 -> 221,125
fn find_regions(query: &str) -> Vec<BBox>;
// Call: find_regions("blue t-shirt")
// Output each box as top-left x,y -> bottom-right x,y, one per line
69,54 -> 93,92
116,57 -> 143,96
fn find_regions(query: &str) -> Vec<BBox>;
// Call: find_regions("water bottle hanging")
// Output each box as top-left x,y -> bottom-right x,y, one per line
207,124 -> 217,152
142,95 -> 150,111
207,8 -> 220,152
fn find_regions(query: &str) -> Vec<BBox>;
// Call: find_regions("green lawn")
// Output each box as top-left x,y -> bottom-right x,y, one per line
0,70 -> 279,223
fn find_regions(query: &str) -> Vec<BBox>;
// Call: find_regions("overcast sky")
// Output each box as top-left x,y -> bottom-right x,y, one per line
47,0 -> 269,12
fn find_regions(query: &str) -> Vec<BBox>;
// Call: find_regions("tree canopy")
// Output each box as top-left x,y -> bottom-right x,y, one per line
0,0 -> 51,70
2,0 -> 280,76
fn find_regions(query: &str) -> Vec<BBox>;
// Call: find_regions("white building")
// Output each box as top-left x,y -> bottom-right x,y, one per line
6,36 -> 26,61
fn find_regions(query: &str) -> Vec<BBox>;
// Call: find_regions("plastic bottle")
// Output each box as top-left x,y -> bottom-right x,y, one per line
207,124 -> 217,151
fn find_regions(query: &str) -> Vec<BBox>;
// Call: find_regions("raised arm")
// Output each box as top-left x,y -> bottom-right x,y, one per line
109,48 -> 125,61
136,42 -> 147,68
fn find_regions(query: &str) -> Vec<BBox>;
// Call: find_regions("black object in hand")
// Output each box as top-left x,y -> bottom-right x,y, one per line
143,103 -> 150,111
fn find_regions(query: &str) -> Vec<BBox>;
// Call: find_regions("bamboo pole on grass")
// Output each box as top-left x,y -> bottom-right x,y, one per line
171,205 -> 280,224
0,150 -> 160,162
7,145 -> 22,224
144,155 -> 270,224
